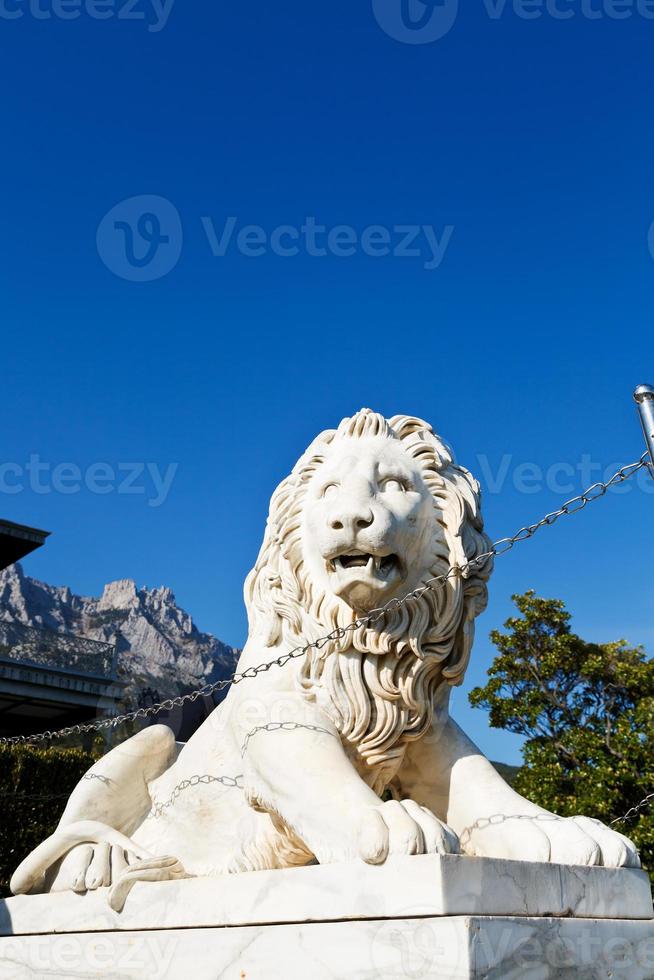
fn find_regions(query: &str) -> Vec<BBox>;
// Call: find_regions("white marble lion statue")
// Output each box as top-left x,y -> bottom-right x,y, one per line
11,409 -> 639,910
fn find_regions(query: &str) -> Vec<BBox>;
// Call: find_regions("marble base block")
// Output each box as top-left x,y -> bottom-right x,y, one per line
2,916 -> 654,979
1,855 -> 652,979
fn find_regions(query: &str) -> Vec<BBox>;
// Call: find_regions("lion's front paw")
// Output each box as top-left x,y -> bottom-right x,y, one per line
462,812 -> 640,869
553,816 -> 640,868
50,842 -> 136,893
357,799 -> 459,864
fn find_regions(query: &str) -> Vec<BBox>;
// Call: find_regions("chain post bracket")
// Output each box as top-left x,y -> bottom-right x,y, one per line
634,384 -> 654,478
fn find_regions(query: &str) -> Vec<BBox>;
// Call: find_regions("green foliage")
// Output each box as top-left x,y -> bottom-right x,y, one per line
0,743 -> 99,896
469,591 -> 654,874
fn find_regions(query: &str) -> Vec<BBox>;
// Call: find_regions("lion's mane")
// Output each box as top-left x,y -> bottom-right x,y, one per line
245,410 -> 493,794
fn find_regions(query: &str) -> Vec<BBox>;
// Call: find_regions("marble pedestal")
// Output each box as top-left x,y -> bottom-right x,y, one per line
1,854 -> 652,979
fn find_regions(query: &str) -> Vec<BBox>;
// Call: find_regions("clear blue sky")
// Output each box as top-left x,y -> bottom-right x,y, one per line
2,2 -> 653,763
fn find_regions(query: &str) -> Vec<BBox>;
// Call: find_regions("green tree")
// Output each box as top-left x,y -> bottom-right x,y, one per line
469,591 -> 654,874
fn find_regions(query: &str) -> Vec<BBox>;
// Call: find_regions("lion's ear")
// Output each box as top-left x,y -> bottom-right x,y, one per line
291,430 -> 336,477
388,415 -> 455,471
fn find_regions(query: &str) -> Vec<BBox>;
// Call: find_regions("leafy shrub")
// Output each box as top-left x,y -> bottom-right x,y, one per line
0,744 -> 98,896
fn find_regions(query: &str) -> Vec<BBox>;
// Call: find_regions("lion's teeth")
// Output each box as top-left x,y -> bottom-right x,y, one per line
338,554 -> 370,569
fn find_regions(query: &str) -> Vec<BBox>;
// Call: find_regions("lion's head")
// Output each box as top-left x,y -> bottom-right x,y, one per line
245,410 -> 494,791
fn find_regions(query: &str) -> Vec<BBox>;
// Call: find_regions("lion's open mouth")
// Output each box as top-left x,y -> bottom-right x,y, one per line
330,553 -> 400,577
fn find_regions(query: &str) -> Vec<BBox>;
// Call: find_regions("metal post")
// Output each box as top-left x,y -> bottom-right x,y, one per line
634,384 -> 654,476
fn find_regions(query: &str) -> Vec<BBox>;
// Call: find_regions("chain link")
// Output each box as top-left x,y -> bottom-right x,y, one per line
489,451 -> 650,557
146,773 -> 244,819
240,721 -> 337,757
1,452 -> 648,748
459,805 -> 654,844
611,793 -> 654,827
458,812 -> 565,847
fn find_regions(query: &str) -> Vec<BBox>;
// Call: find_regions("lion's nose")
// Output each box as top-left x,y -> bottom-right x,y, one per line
328,506 -> 374,533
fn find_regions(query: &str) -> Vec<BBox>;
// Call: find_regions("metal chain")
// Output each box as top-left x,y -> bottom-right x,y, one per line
611,793 -> 654,827
1,452 -> 648,748
460,804 -> 654,844
241,721 -> 337,757
488,451 -> 650,556
458,812 -> 564,847
146,773 -> 244,819
8,788 -> 654,825
10,787 -> 653,827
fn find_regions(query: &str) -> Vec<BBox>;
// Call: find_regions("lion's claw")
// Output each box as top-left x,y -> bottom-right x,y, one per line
358,799 -> 459,864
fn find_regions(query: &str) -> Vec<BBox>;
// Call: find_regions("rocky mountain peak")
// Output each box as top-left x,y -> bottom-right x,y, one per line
0,563 -> 238,700
98,579 -> 138,612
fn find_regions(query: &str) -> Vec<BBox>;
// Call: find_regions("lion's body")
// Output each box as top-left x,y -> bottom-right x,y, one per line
130,680 -> 318,875
10,410 -> 639,903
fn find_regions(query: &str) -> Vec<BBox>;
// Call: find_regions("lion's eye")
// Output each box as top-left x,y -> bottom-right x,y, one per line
380,478 -> 407,493
321,483 -> 339,499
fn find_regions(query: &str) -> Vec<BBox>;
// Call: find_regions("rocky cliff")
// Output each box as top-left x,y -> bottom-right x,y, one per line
0,563 -> 238,702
